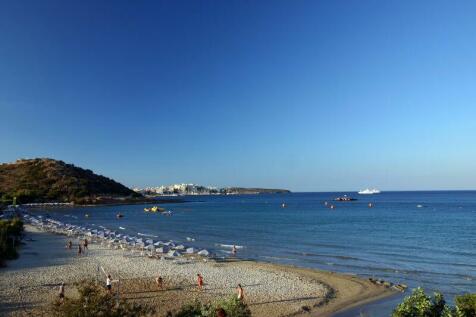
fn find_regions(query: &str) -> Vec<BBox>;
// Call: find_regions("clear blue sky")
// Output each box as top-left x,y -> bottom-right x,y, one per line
1,0 -> 475,191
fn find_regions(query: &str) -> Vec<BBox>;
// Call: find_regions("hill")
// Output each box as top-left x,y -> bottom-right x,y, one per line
0,158 -> 142,205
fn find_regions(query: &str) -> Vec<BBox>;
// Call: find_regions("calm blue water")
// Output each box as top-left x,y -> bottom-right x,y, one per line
36,191 -> 476,316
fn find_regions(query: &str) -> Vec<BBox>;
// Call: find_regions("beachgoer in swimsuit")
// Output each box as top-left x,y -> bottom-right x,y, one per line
232,245 -> 237,256
58,282 -> 65,303
155,275 -> 163,289
78,244 -> 82,256
106,275 -> 112,293
197,273 -> 203,290
237,284 -> 244,301
83,238 -> 88,250
67,241 -> 72,249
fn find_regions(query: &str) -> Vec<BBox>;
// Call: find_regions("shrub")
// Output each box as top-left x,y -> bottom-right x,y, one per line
455,294 -> 476,317
51,280 -> 155,317
174,296 -> 251,317
0,217 -> 24,265
207,296 -> 252,317
174,299 -> 203,317
393,288 -> 476,317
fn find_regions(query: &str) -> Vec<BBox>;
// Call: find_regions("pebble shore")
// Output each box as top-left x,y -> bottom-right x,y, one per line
0,225 -> 332,317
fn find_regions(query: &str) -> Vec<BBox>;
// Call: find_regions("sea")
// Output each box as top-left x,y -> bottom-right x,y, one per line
34,191 -> 476,316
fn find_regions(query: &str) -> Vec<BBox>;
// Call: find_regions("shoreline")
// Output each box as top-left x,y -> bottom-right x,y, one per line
0,224 -> 397,317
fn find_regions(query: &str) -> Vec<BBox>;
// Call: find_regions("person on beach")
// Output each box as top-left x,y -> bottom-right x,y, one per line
232,245 -> 237,256
237,284 -> 244,301
197,273 -> 204,290
77,244 -> 82,256
106,275 -> 112,293
155,275 -> 163,289
67,240 -> 72,249
83,238 -> 88,250
58,282 -> 65,304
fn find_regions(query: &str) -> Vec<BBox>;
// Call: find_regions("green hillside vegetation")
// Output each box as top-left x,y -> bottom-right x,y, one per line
0,158 -> 141,205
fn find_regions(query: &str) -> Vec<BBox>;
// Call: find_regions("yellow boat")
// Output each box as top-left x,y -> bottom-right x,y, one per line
151,206 -> 158,212
144,208 -> 150,212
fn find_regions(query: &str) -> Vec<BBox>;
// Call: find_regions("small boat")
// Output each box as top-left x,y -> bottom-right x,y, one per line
145,206 -> 165,213
334,195 -> 357,201
116,213 -> 124,218
85,214 -> 89,218
358,188 -> 381,195
281,203 -> 287,208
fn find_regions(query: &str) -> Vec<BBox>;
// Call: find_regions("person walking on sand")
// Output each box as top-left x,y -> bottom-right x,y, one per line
155,275 -> 163,289
106,275 -> 112,293
237,284 -> 244,301
77,244 -> 82,256
58,282 -> 65,304
197,273 -> 204,290
83,238 -> 88,250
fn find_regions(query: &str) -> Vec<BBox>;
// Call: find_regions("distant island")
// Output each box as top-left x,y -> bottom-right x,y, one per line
133,184 -> 291,196
0,158 -> 146,205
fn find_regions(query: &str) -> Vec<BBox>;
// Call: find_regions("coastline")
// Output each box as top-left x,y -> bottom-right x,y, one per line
0,225 -> 397,317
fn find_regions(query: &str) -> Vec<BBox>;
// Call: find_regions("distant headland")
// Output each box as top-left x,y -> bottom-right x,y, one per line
133,184 -> 291,196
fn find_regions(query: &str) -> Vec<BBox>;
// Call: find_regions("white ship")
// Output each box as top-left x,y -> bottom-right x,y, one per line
358,188 -> 381,195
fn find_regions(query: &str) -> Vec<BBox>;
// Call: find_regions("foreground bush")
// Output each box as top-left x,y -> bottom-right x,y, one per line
51,280 -> 155,317
0,217 -> 23,266
393,287 -> 476,317
455,294 -> 476,317
175,296 -> 251,317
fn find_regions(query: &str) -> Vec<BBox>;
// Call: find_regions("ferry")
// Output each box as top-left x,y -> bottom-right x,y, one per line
358,188 -> 381,195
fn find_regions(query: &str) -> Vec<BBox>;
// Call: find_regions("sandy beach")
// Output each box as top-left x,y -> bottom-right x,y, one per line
0,225 -> 396,317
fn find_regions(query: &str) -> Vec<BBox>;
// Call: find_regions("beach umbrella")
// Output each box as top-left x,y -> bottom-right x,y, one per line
167,250 -> 180,257
197,249 -> 210,256
156,246 -> 169,253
